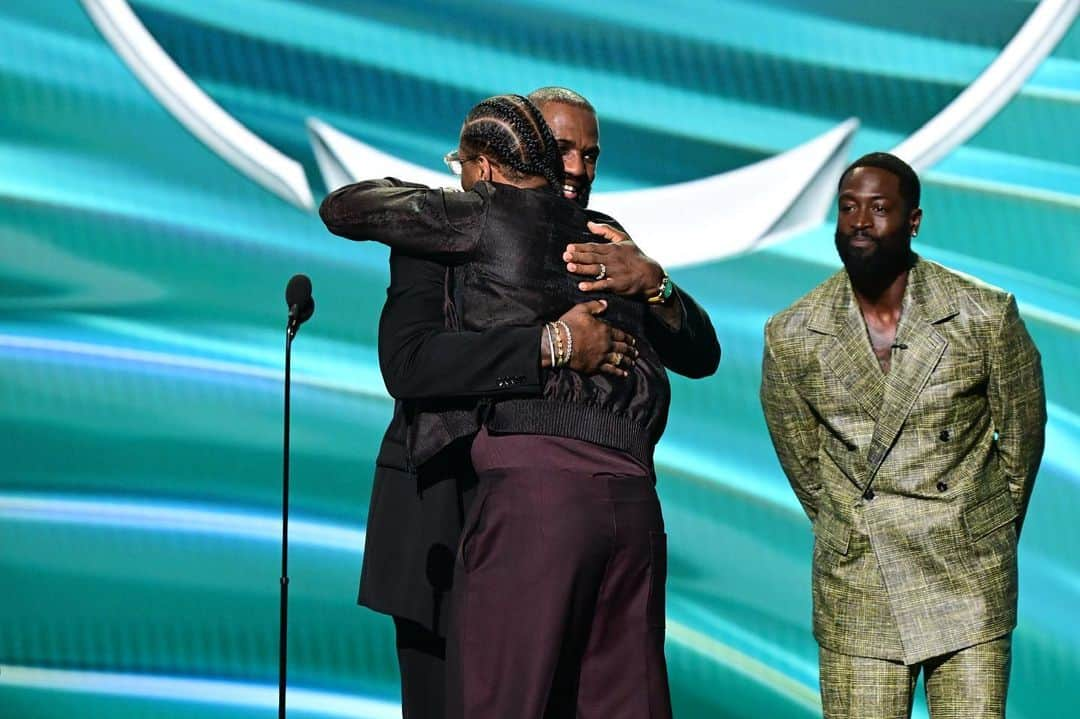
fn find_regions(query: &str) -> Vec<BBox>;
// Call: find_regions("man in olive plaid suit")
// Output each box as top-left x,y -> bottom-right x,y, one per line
760,153 -> 1045,718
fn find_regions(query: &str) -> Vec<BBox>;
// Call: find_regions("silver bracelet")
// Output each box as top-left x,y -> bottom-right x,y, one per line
544,323 -> 556,367
557,320 -> 573,367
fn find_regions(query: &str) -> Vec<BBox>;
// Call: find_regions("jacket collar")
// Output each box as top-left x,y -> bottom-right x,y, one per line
806,256 -> 958,337
809,257 -> 959,484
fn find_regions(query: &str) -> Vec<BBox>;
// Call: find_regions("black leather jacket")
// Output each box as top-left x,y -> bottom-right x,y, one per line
321,178 -> 670,467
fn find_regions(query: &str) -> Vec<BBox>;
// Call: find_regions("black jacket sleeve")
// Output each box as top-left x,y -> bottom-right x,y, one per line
319,178 -> 484,263
644,284 -> 721,379
378,251 -> 544,400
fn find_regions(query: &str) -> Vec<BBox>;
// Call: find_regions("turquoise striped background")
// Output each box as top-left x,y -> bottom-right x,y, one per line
1,2 -> 1077,717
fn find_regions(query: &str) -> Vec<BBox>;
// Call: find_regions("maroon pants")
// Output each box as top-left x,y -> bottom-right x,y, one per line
445,467 -> 672,719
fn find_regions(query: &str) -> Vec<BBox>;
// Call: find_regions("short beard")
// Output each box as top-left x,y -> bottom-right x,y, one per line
834,227 -> 914,297
574,184 -> 591,209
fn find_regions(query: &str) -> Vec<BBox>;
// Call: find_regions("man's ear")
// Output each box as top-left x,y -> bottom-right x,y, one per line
475,155 -> 493,182
909,207 -> 923,237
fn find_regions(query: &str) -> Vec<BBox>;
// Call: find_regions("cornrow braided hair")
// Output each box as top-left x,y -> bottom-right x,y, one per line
459,94 -> 564,193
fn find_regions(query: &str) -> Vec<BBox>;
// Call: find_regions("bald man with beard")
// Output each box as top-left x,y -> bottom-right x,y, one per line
530,87 -> 718,373
761,152 -> 1045,719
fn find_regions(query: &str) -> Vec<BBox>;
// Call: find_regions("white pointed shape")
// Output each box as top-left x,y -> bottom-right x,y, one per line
308,117 -> 858,268
307,117 -> 455,192
80,0 -> 314,210
892,0 -> 1079,171
595,118 -> 858,267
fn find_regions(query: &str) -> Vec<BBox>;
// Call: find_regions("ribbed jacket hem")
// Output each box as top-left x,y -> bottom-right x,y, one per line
487,399 -> 655,468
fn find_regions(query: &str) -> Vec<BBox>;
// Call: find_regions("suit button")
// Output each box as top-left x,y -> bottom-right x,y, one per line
863,488 -> 875,501
845,442 -> 856,451
936,481 -> 948,492
939,429 -> 951,441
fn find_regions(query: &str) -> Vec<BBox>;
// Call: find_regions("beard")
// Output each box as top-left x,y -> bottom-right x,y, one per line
834,226 -> 914,296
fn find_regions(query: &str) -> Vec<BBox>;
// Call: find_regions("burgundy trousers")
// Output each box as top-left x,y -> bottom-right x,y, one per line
445,467 -> 672,719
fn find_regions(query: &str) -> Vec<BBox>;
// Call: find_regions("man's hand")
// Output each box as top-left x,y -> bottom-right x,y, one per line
542,300 -> 638,377
564,222 -> 664,297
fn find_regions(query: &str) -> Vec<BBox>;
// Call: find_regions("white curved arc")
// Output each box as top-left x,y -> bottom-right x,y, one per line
83,0 -> 1074,260
307,117 -> 859,269
80,0 -> 314,210
892,0 -> 1079,171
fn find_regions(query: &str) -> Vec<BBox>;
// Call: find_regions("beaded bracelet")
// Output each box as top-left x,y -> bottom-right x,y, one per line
557,320 -> 573,366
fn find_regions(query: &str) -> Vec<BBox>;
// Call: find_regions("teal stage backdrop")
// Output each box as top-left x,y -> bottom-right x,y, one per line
1,2 -> 1077,717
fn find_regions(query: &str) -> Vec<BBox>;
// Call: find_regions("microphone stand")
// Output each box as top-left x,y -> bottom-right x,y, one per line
279,310 -> 300,719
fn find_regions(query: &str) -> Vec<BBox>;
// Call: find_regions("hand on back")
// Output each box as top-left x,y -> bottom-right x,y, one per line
554,300 -> 638,377
564,222 -> 665,299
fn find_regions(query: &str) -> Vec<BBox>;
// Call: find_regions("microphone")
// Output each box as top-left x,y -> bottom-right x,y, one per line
285,274 -> 315,336
891,342 -> 908,350
279,273 -> 314,717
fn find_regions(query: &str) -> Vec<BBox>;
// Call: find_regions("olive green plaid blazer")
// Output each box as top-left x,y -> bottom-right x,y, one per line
760,257 -> 1045,665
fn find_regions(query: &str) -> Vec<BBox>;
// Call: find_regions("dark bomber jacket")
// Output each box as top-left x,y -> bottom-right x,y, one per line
321,178 -> 671,467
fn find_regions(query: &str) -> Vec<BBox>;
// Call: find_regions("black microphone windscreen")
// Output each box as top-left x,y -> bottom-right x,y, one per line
286,274 -> 312,308
297,297 -> 315,323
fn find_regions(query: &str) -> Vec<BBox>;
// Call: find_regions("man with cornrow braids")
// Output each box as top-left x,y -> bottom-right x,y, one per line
322,92 -> 717,718
458,94 -> 564,189
325,94 -> 633,719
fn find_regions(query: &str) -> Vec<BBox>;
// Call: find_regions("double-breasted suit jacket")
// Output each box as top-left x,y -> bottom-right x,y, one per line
760,257 -> 1045,665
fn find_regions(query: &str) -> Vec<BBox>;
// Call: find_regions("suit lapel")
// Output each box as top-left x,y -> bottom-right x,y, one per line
866,259 -> 957,480
812,274 -> 886,421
